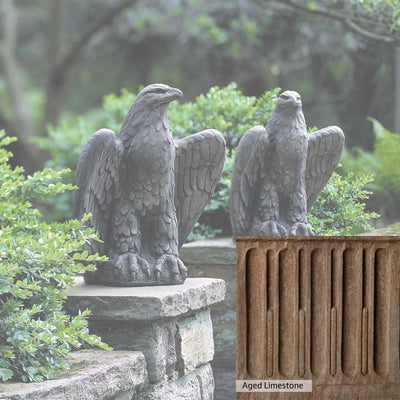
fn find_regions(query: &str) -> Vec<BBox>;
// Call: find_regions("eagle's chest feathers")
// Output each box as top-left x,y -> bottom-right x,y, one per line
122,120 -> 175,214
268,113 -> 308,187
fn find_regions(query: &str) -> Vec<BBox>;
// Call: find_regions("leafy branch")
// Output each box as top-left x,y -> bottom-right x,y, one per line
268,0 -> 400,44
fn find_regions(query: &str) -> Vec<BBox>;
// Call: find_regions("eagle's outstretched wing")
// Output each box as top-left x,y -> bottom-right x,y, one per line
306,126 -> 345,211
229,126 -> 266,237
73,128 -> 123,253
174,129 -> 225,247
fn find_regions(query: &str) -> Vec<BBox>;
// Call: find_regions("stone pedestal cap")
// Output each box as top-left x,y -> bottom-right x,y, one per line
180,237 -> 236,265
65,277 -> 225,321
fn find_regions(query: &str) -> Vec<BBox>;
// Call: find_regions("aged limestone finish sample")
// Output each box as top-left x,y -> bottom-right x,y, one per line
236,236 -> 400,400
230,90 -> 344,237
65,277 -> 225,399
0,350 -> 146,400
74,83 -> 225,286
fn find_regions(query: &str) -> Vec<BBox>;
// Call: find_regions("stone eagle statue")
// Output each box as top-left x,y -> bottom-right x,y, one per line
74,84 -> 225,286
230,90 -> 344,237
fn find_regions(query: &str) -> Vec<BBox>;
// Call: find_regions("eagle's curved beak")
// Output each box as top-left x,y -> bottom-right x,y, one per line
166,87 -> 183,101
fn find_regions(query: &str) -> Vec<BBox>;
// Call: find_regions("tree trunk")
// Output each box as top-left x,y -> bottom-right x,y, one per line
394,46 -> 400,133
43,0 -> 139,130
0,0 -> 44,172
43,0 -> 66,129
342,44 -> 382,149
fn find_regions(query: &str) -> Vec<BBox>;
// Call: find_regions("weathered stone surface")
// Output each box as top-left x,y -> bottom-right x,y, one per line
138,364 -> 214,400
87,309 -> 215,384
180,237 -> 236,265
0,350 -> 146,400
177,309 -> 214,375
237,237 -> 400,400
89,318 -> 178,384
65,277 -> 224,386
181,238 -> 236,400
65,276 -> 225,321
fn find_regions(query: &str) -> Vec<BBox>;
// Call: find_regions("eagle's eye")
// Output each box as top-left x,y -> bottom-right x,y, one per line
280,93 -> 289,100
151,87 -> 167,94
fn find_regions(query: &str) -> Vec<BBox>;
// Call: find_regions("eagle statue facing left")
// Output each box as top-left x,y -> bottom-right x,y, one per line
74,84 -> 225,286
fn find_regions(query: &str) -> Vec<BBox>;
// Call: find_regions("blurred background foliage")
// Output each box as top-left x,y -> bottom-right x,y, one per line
1,0 -> 400,235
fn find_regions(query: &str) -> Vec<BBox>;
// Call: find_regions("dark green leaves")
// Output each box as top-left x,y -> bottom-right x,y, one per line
0,132 -> 111,383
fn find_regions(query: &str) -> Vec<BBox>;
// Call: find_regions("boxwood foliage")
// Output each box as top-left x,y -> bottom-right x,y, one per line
0,133 -> 111,383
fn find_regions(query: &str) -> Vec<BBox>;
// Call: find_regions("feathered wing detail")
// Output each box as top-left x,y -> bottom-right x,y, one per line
174,129 -> 225,247
306,126 -> 345,211
73,128 -> 123,253
229,126 -> 266,237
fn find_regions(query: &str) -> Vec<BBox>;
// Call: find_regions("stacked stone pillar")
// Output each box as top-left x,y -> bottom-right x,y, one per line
65,277 -> 225,400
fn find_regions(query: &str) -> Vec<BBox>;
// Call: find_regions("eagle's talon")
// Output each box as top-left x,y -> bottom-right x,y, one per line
289,222 -> 314,236
142,263 -> 151,278
178,259 -> 187,276
154,256 -> 164,281
254,220 -> 287,236
154,270 -> 161,280
112,253 -> 149,283
137,256 -> 151,278
154,254 -> 187,284
129,266 -> 138,279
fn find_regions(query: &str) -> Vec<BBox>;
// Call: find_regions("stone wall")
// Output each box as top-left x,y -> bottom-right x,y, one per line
180,238 -> 236,400
65,277 -> 225,400
0,350 -> 147,400
0,256 -> 227,400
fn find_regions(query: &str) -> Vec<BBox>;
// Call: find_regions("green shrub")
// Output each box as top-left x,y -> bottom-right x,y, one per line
0,133 -> 111,383
308,171 -> 379,235
169,83 -> 281,149
340,118 -> 400,222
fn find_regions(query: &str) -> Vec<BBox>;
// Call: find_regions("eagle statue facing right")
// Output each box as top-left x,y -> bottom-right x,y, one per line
230,90 -> 344,237
74,84 -> 225,286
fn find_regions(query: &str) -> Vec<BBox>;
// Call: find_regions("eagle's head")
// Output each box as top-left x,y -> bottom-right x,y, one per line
277,90 -> 302,109
267,89 -> 306,130
119,84 -> 183,138
135,84 -> 183,109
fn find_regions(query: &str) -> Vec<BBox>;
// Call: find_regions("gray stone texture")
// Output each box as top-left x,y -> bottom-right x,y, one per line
65,276 -> 225,321
73,83 -> 225,286
64,276 -> 225,398
88,309 -> 214,384
176,309 -> 214,375
230,90 -> 344,237
0,350 -> 146,400
137,364 -> 214,400
180,238 -> 236,400
180,237 -> 236,265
